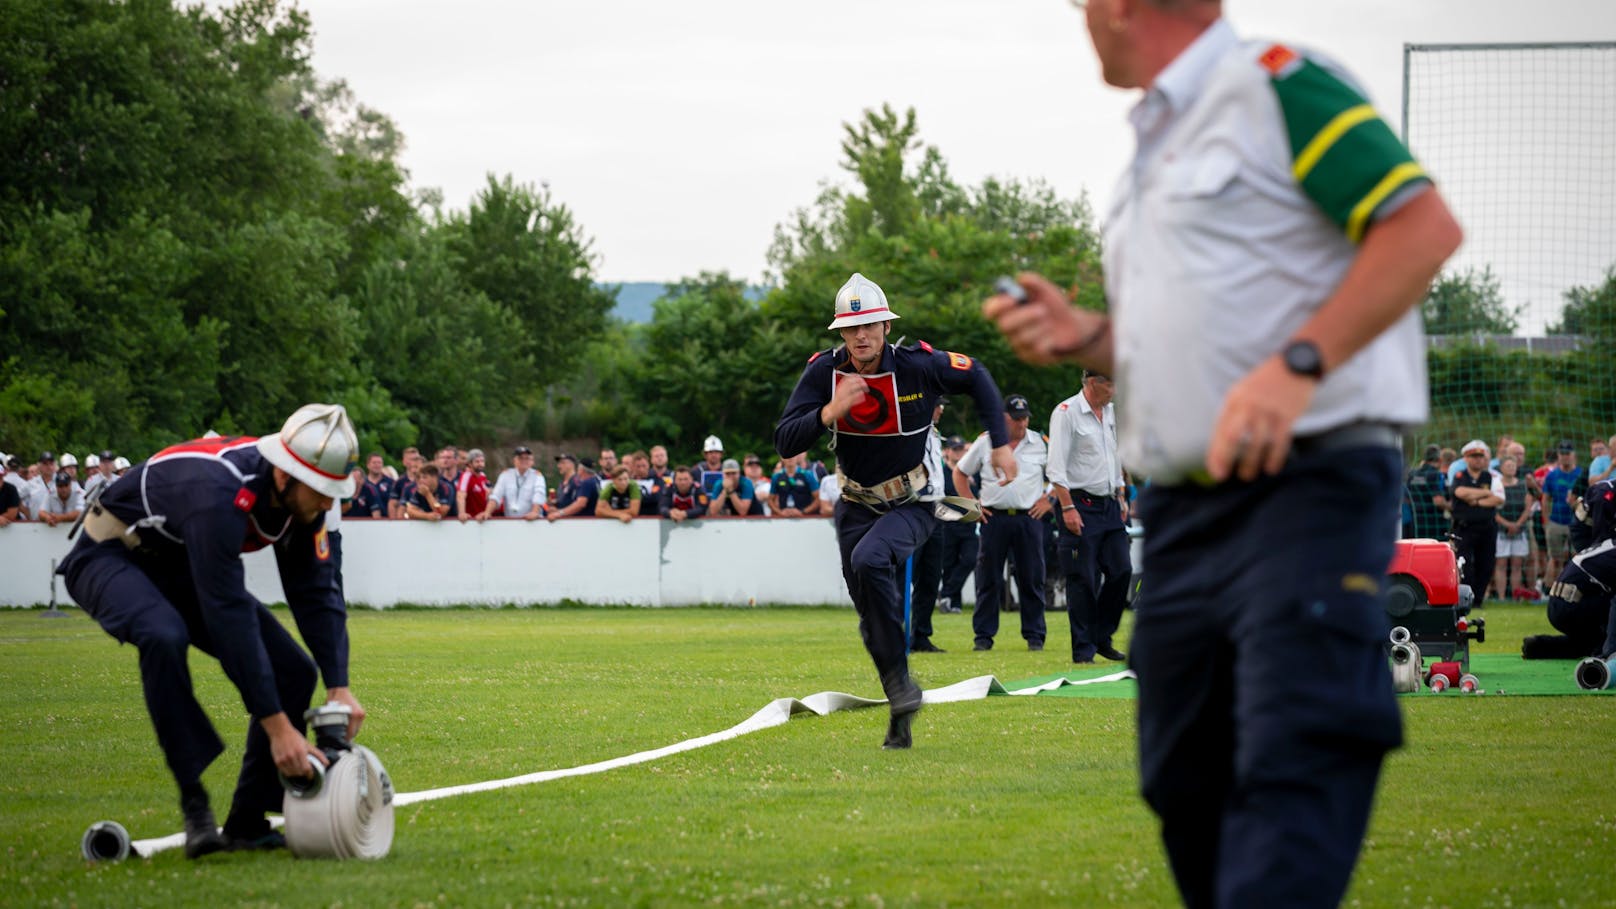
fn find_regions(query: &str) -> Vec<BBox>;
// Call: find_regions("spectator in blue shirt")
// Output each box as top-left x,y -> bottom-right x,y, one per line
709,458 -> 754,517
770,454 -> 821,516
548,458 -> 600,522
1542,440 -> 1581,578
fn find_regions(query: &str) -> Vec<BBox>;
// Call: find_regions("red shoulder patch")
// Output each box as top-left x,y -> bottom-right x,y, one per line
1058,403 -> 1069,411
918,340 -> 933,353
1258,44 -> 1299,76
807,349 -> 826,365
234,488 -> 257,512
947,352 -> 972,370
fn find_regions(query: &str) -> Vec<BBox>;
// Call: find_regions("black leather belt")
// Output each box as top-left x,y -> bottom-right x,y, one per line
1292,422 -> 1401,457
986,507 -> 1035,516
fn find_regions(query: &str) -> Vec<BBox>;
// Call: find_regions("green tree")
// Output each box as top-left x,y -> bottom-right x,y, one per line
758,106 -> 1102,451
1548,265 -> 1616,337
442,175 -> 615,391
1421,266 -> 1520,336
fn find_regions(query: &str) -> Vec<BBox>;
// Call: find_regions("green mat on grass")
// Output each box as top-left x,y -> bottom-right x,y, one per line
1004,653 -> 1611,699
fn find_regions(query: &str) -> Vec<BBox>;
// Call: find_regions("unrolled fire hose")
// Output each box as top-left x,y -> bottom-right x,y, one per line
81,670 -> 1135,861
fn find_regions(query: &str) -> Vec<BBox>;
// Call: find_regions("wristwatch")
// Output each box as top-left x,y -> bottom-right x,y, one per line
1281,339 -> 1325,380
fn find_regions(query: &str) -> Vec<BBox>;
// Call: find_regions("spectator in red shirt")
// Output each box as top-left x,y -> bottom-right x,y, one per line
457,449 -> 492,522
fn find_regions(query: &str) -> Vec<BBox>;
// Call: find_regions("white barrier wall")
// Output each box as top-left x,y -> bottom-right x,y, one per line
0,518 -> 1001,608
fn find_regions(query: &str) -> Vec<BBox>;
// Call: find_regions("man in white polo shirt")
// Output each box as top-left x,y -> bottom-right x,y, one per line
1049,370 -> 1131,664
955,394 -> 1052,651
982,1 -> 1464,903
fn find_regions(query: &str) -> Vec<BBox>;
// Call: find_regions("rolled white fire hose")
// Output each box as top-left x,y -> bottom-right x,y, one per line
282,744 -> 394,859
1389,639 -> 1423,693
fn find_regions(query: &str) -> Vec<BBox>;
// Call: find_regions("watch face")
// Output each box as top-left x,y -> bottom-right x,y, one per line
1285,341 -> 1323,378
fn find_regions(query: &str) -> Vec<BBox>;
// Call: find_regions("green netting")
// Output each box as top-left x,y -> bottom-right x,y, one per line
1402,43 -> 1616,462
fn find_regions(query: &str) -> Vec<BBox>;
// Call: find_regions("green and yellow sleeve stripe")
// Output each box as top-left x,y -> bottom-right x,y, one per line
1264,47 -> 1430,242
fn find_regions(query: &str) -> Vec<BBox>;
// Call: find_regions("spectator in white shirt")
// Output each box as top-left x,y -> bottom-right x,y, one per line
39,472 -> 85,526
954,394 -> 1052,651
1048,370 -> 1132,663
487,446 -> 547,521
82,450 -> 117,499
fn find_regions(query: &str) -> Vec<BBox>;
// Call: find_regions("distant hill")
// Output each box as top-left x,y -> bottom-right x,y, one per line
602,282 -> 768,324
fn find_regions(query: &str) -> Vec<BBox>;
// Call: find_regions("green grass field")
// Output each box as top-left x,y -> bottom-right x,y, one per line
2,602 -> 1612,908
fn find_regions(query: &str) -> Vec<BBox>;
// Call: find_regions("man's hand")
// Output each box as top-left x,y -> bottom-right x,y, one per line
670,508 -> 687,522
779,507 -> 803,517
989,446 -> 1018,486
1120,498 -> 1130,524
822,375 -> 869,426
617,511 -> 632,524
263,713 -> 327,778
457,511 -> 470,523
982,273 -> 1111,368
525,508 -> 541,522
326,686 -> 366,740
1029,497 -> 1053,520
1062,507 -> 1084,535
1206,355 -> 1318,482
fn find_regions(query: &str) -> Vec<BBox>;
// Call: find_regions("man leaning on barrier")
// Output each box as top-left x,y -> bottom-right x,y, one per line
57,404 -> 365,858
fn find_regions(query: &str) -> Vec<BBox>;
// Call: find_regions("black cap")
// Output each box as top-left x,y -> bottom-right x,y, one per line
1422,444 -> 1441,462
579,457 -> 597,472
39,451 -> 54,462
1559,439 -> 1576,453
1005,395 -> 1031,417
55,472 -> 72,486
945,435 -> 966,450
513,445 -> 533,456
1083,368 -> 1111,381
555,452 -> 576,464
99,449 -> 114,461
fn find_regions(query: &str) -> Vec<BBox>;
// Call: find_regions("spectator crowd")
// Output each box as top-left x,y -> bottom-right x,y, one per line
1404,433 -> 1616,605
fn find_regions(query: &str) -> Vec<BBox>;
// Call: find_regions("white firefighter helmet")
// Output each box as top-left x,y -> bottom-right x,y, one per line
59,452 -> 79,468
827,272 -> 899,330
85,453 -> 100,469
257,404 -> 359,499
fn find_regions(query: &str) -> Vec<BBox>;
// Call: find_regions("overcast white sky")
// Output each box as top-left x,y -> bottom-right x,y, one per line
290,0 -> 1616,304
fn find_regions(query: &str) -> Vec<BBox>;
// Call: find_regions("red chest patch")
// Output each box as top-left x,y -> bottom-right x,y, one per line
834,372 -> 903,436
234,488 -> 257,512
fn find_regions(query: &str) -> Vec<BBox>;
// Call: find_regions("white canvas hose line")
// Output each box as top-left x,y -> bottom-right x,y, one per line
106,670 -> 1134,858
393,670 -> 1135,807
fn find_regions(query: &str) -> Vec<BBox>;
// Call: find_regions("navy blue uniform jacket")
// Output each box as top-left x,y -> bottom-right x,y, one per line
59,436 -> 349,719
775,341 -> 1009,487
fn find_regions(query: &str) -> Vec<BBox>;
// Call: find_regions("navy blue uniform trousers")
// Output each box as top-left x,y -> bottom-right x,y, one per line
972,511 -> 1046,646
1059,495 -> 1131,661
908,524 -> 943,643
1132,446 -> 1403,909
835,500 -> 936,686
62,537 -> 317,823
938,524 -> 979,607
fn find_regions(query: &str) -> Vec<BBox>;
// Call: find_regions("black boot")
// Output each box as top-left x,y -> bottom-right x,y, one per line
181,790 -> 228,859
881,672 -> 923,750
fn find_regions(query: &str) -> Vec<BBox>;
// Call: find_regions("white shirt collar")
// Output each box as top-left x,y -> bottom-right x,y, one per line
1129,18 -> 1238,142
